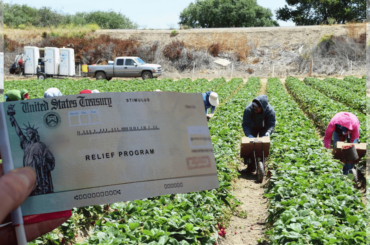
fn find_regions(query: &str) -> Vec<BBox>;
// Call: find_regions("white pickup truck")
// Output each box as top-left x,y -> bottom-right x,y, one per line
87,57 -> 162,80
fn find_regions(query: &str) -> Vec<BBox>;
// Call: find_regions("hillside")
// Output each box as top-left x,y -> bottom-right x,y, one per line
4,24 -> 366,78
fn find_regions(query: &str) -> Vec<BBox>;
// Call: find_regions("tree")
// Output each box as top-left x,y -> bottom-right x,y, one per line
4,3 -> 138,29
276,0 -> 366,25
72,11 -> 138,29
179,0 -> 279,28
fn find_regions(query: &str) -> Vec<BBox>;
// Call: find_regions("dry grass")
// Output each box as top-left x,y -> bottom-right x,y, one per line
37,34 -> 140,64
186,32 -> 255,62
4,24 -> 100,43
345,22 -> 365,39
5,34 -> 23,52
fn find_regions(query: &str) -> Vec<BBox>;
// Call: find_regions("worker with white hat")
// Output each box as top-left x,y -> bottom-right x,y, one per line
202,91 -> 219,114
44,88 -> 62,98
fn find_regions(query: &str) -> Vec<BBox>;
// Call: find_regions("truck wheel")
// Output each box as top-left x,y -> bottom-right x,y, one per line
96,72 -> 106,80
107,77 -> 113,81
142,71 -> 153,80
38,73 -> 46,80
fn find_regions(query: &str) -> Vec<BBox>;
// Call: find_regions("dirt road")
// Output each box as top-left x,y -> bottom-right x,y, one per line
218,79 -> 269,245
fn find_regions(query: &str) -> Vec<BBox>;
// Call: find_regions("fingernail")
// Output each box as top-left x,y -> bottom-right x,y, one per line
13,167 -> 36,189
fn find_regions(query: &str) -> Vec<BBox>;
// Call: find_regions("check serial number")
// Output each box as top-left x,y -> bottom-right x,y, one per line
164,182 -> 183,189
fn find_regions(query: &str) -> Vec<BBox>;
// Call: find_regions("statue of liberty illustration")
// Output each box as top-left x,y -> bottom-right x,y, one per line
8,104 -> 55,196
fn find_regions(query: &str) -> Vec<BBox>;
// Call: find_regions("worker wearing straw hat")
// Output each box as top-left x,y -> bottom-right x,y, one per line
203,91 -> 219,114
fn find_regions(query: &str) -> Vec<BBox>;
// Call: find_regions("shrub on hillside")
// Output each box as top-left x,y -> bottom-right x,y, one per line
163,41 -> 189,61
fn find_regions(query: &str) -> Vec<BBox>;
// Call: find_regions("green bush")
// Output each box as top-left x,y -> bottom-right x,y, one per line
4,3 -> 138,29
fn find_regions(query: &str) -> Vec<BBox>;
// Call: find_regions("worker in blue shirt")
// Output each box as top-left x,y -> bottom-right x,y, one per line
203,91 -> 219,114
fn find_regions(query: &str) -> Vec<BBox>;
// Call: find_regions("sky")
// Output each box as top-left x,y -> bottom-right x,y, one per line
4,0 -> 295,28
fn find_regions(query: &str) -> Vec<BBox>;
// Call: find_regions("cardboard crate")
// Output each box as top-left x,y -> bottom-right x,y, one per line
240,137 -> 270,158
333,142 -> 366,162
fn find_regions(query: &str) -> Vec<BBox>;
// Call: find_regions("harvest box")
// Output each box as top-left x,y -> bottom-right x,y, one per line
333,141 -> 366,162
240,136 -> 270,158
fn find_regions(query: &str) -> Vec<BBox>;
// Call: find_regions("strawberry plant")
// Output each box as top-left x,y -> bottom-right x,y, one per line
343,76 -> 366,86
321,77 -> 365,95
5,78 -> 222,97
285,77 -> 366,142
186,78 -> 226,93
303,77 -> 365,114
213,78 -> 244,104
265,78 -> 366,244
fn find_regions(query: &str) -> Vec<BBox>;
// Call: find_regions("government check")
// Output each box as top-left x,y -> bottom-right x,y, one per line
0,92 -> 218,215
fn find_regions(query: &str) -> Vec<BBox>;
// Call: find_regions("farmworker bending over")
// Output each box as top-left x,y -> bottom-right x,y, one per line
324,112 -> 359,175
79,89 -> 100,94
203,91 -> 219,114
44,88 -> 62,98
5,89 -> 29,101
242,95 -> 276,138
324,112 -> 359,150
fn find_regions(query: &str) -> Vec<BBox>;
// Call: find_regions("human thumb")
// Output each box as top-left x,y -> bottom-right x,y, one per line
0,167 -> 36,223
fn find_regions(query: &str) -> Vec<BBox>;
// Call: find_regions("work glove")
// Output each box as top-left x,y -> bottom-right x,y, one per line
265,132 -> 270,137
248,135 -> 254,138
352,138 -> 359,143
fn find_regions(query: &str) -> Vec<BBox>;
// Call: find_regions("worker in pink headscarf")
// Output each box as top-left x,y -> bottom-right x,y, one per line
324,112 -> 360,175
324,112 -> 360,149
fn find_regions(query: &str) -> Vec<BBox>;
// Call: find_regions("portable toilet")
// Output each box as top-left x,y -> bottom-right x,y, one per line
59,48 -> 75,76
24,46 -> 39,75
0,53 -> 3,93
44,47 -> 60,75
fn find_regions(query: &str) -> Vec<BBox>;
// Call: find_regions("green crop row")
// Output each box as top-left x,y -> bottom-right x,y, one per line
304,77 -> 365,114
321,77 -> 365,95
265,78 -> 366,244
5,77 -> 228,98
213,78 -> 244,104
343,76 -> 366,86
285,77 -> 366,143
186,78 -> 226,94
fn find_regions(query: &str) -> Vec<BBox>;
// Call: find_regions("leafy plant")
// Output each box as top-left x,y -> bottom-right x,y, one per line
322,77 -> 365,95
303,77 -> 366,114
285,77 -> 366,142
170,30 -> 178,37
265,78 -> 366,244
